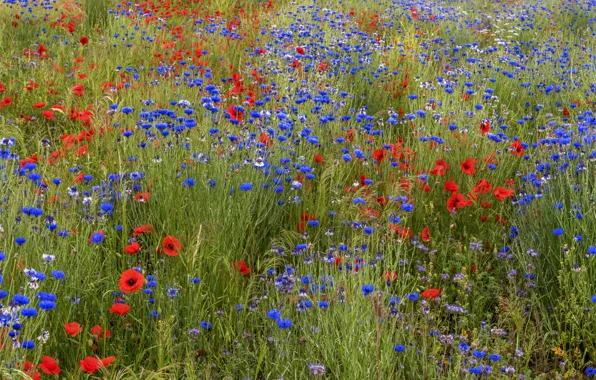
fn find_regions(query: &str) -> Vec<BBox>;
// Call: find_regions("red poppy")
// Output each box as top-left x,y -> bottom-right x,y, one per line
422,288 -> 442,299
447,192 -> 472,212
493,187 -> 514,201
109,303 -> 130,316
429,164 -> 446,175
72,84 -> 85,96
562,107 -> 570,117
118,269 -> 145,293
480,120 -> 490,134
42,110 -> 55,119
473,179 -> 492,194
64,322 -> 82,337
372,149 -> 384,163
314,153 -> 324,163
259,132 -> 273,147
79,356 -> 114,374
90,324 -> 111,340
226,104 -> 244,123
135,192 -> 151,202
435,159 -> 450,170
390,224 -> 413,238
80,36 -> 89,45
38,356 -> 61,375
443,180 -> 459,193
162,235 -> 182,256
33,102 -> 46,109
233,260 -> 251,275
124,242 -> 140,254
102,356 -> 115,367
460,158 -> 477,175
296,46 -> 305,55
421,227 -> 431,242
382,271 -> 397,281
510,141 -> 524,156
1,97 -> 12,107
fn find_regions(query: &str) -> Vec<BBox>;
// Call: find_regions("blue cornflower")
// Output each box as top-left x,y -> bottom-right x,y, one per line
277,319 -> 292,328
553,228 -> 564,236
267,308 -> 281,320
51,270 -> 65,280
472,350 -> 486,359
458,342 -> 470,351
239,183 -> 253,191
15,237 -> 26,245
361,284 -> 374,296
200,321 -> 212,329
100,203 -> 114,214
39,301 -> 56,311
89,231 -> 105,244
13,294 -> 29,305
408,292 -> 419,302
21,308 -> 38,317
182,178 -> 196,187
394,344 -> 406,352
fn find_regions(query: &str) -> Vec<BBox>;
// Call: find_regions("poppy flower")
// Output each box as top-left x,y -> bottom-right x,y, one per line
473,179 -> 492,194
460,158 -> 477,175
38,356 -> 61,375
422,288 -> 442,299
133,224 -> 152,237
443,180 -> 459,193
135,192 -> 151,202
80,36 -> 89,45
33,102 -> 46,109
382,271 -> 397,281
1,97 -> 12,107
79,356 -> 114,374
314,153 -> 324,163
226,105 -> 244,123
429,164 -> 446,175
64,322 -> 82,337
42,110 -> 55,119
90,325 -> 111,340
79,357 -> 100,374
421,227 -> 431,242
233,260 -> 251,275
118,269 -> 145,293
162,235 -> 182,256
124,242 -> 140,254
372,149 -> 384,163
71,84 -> 85,97
296,46 -> 305,55
109,303 -> 130,316
510,141 -> 525,156
493,187 -> 514,201
447,193 -> 472,212
480,120 -> 490,134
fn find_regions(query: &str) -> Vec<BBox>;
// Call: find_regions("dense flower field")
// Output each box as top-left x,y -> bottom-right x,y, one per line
0,0 -> 595,378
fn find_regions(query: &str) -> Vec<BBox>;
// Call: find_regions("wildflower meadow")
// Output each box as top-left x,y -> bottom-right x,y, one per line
0,0 -> 595,378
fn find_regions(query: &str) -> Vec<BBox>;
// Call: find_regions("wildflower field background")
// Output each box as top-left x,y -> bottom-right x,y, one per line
0,0 -> 595,378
